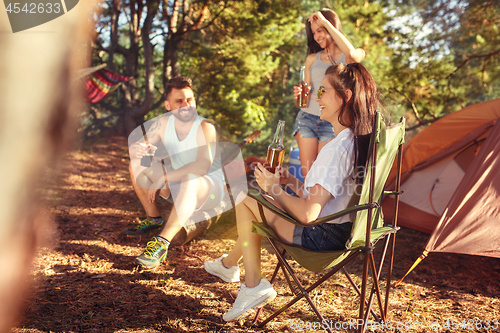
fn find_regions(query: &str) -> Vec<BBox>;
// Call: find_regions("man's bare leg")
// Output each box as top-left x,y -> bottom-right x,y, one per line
157,173 -> 211,241
134,173 -> 212,268
124,161 -> 170,236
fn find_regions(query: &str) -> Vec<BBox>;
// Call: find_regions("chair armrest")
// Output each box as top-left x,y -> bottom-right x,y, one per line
247,189 -> 379,227
383,190 -> 402,196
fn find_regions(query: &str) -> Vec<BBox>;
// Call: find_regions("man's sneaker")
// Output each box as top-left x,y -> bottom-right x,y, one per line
123,217 -> 164,236
134,237 -> 168,269
223,279 -> 277,321
204,254 -> 240,283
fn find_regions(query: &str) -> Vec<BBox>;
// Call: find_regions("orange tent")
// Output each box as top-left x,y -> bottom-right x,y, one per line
383,98 -> 500,233
425,119 -> 500,258
381,98 -> 500,285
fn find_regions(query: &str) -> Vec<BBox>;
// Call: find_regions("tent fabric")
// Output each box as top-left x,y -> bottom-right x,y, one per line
399,155 -> 465,216
425,120 -> 500,258
383,98 -> 500,233
86,69 -> 130,103
386,98 -> 500,186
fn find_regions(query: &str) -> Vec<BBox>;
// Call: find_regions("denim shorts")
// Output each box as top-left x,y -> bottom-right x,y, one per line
293,222 -> 353,251
292,110 -> 335,142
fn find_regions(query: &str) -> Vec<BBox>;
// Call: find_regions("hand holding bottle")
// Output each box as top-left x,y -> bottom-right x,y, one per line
254,163 -> 281,194
295,66 -> 308,108
130,142 -> 157,160
138,143 -> 158,167
293,85 -> 310,100
265,120 -> 285,173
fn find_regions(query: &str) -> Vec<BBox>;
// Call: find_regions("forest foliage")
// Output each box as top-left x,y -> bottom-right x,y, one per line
84,0 -> 500,154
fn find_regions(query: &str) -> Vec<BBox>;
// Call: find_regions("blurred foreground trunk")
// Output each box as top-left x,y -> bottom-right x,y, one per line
0,3 -> 95,332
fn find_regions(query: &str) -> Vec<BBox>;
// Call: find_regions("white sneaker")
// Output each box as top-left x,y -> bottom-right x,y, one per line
204,254 -> 240,283
223,278 -> 277,321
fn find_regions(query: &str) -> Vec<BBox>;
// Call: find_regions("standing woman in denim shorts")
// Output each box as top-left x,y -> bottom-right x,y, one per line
293,9 -> 365,178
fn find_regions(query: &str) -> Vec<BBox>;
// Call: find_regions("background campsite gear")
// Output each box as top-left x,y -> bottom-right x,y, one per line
385,98 -> 500,286
383,98 -> 500,234
86,68 -> 130,103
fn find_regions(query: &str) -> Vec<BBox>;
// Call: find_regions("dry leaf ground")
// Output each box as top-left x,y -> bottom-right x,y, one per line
13,136 -> 500,333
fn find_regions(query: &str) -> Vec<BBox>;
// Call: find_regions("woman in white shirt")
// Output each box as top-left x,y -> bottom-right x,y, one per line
205,63 -> 382,322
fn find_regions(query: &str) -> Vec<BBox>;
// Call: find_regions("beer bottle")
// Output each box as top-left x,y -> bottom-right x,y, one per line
140,124 -> 154,167
296,66 -> 308,108
265,120 -> 285,173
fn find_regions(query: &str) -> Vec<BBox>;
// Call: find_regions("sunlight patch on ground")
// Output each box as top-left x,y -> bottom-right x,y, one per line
62,239 -> 138,255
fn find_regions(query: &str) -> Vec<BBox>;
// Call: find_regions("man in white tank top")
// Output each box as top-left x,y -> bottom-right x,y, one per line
126,76 -> 226,269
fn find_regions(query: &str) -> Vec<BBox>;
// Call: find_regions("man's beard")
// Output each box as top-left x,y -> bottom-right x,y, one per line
173,106 -> 196,122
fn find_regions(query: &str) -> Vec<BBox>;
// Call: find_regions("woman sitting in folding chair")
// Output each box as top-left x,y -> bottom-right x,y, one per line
205,62 -> 383,322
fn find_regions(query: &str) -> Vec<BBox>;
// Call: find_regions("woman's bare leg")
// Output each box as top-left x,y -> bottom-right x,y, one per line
223,196 -> 296,288
295,132 -> 319,179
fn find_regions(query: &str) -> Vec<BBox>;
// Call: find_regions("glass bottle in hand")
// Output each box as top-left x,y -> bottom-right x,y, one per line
140,124 -> 154,167
265,120 -> 285,173
141,145 -> 155,167
296,66 -> 308,108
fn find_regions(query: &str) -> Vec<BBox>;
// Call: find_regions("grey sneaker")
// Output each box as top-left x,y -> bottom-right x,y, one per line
134,237 -> 168,269
223,279 -> 277,321
204,254 -> 240,283
123,217 -> 164,236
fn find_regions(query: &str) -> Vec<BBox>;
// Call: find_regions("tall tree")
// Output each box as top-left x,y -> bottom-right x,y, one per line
88,0 -> 303,140
383,0 -> 500,129
182,0 -> 303,144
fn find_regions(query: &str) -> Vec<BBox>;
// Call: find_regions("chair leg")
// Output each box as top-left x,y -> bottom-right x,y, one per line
254,241 -> 361,333
257,238 -> 333,332
362,253 -> 386,325
384,233 -> 396,321
342,267 -> 381,323
358,252 -> 370,333
359,232 -> 396,327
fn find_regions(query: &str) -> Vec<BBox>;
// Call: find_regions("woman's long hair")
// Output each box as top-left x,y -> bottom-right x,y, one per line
305,9 -> 342,55
324,63 -> 383,180
325,63 -> 380,136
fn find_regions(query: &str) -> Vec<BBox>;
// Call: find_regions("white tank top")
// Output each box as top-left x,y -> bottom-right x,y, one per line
163,115 -> 224,185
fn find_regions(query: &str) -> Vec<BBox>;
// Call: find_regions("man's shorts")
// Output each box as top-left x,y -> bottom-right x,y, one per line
165,175 -> 226,212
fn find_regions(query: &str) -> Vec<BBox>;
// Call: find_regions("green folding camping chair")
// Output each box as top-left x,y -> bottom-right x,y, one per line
249,112 -> 405,333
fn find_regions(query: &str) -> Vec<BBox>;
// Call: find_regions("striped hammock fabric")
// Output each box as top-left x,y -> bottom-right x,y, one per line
86,69 -> 130,103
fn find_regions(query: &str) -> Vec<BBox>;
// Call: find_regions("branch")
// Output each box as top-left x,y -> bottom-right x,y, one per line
405,117 -> 441,132
390,87 -> 422,122
186,1 -> 230,33
190,2 -> 209,31
151,95 -> 165,111
446,48 -> 500,80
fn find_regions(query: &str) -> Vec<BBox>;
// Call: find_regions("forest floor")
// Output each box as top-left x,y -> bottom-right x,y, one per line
13,136 -> 500,333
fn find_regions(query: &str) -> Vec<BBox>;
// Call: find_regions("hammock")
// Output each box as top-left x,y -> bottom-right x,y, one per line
86,69 -> 130,103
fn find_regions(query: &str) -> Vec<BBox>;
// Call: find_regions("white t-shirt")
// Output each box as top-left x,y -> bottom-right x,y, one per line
302,128 -> 356,223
